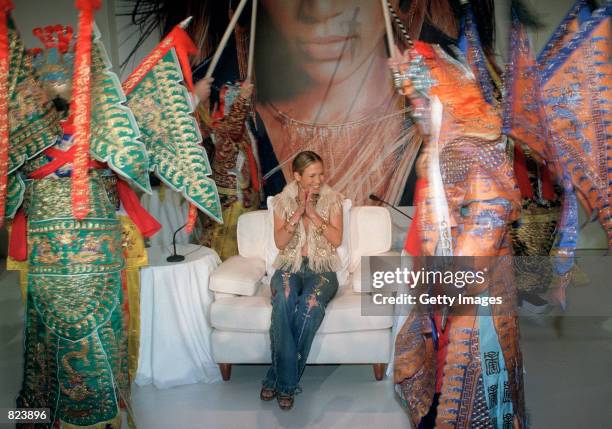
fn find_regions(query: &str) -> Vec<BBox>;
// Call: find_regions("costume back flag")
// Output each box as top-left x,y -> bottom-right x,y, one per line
123,21 -> 223,230
540,4 -> 612,248
458,3 -> 496,105
503,12 -> 549,161
0,3 -> 61,223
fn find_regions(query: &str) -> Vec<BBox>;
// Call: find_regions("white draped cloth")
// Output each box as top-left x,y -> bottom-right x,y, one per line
140,185 -> 190,247
136,244 -> 222,388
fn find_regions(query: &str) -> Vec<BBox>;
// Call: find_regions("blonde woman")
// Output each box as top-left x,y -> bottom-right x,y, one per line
260,151 -> 343,410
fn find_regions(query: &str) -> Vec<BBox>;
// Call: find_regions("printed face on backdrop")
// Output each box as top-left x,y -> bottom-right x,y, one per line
259,0 -> 388,86
252,0 -> 418,207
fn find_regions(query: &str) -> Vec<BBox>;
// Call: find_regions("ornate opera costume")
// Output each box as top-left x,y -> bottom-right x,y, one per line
1,1 -> 221,427
393,40 -> 525,428
198,82 -> 260,260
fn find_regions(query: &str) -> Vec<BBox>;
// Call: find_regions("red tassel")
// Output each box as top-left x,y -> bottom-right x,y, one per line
513,144 -> 534,199
8,208 -> 27,261
403,178 -> 427,256
116,179 -> 162,238
123,26 -> 198,95
185,204 -> 197,233
172,26 -> 198,91
0,0 -> 14,227
70,0 -> 101,219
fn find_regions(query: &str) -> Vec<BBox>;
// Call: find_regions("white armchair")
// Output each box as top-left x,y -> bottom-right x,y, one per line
208,205 -> 395,381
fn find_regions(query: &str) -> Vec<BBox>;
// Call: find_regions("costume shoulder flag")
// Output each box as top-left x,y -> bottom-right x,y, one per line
89,24 -> 151,194
123,21 -> 222,226
1,7 -> 61,221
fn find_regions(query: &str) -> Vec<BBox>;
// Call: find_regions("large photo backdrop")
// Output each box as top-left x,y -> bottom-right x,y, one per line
127,0 -> 488,206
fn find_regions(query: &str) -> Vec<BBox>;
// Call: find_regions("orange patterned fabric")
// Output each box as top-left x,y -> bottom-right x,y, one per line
540,8 -> 612,247
506,4 -> 611,248
503,18 -> 549,161
394,44 -> 524,428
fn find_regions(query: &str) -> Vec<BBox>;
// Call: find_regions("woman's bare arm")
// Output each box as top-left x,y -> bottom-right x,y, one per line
273,204 -> 304,250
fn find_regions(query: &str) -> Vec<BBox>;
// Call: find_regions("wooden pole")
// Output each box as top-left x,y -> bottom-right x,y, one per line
205,0 -> 250,79
380,0 -> 395,58
246,0 -> 257,82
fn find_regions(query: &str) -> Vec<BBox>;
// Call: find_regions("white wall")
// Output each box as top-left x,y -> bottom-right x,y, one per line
13,0 -> 119,70
12,0 -> 158,78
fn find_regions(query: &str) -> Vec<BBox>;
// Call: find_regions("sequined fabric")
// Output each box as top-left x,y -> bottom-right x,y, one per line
5,18 -> 61,219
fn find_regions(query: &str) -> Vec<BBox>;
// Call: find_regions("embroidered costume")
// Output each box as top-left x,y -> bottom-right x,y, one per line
393,41 -> 525,429
1,4 -> 221,427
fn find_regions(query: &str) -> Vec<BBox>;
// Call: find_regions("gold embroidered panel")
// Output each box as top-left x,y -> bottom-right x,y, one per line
7,19 -> 61,212
89,26 -> 151,194
126,48 -> 222,223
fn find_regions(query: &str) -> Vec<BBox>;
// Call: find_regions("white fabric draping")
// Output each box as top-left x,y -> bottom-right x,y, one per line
136,244 -> 222,388
140,185 -> 190,247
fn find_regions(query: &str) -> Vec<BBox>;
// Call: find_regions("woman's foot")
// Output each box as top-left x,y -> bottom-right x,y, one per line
277,393 -> 294,411
260,387 -> 276,401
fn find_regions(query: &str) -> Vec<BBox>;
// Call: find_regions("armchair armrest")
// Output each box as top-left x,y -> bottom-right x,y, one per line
210,255 -> 266,296
352,250 -> 402,293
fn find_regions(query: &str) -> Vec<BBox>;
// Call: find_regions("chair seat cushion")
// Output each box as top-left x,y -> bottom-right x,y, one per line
209,256 -> 266,296
210,284 -> 393,334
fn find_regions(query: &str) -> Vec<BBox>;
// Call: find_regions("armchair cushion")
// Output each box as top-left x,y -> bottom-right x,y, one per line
210,284 -> 393,334
348,207 -> 392,272
209,255 -> 266,296
237,211 -> 268,258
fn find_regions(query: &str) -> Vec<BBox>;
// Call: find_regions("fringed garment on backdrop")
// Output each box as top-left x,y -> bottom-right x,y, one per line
393,42 -> 525,429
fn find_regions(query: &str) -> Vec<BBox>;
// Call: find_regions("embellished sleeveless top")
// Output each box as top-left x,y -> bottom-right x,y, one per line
272,180 -> 343,273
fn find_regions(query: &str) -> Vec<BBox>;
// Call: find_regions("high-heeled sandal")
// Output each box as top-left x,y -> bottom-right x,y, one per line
277,393 -> 294,410
260,387 -> 276,401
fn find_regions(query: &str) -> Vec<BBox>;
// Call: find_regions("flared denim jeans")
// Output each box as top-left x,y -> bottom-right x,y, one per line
262,258 -> 338,395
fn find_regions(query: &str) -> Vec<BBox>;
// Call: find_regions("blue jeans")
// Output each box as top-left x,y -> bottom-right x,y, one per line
262,258 -> 339,395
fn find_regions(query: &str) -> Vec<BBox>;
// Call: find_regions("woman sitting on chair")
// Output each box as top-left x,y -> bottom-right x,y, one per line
260,150 -> 344,410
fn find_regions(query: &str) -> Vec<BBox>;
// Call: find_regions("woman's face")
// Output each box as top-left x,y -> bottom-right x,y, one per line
260,0 -> 388,85
295,161 -> 325,194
